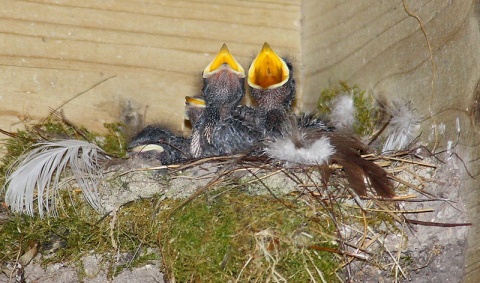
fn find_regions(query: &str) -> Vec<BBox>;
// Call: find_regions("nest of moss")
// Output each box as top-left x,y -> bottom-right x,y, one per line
0,86 -> 470,282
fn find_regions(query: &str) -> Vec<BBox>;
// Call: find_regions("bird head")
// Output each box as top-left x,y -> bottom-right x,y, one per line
202,44 -> 245,109
247,43 -> 295,110
128,125 -> 191,164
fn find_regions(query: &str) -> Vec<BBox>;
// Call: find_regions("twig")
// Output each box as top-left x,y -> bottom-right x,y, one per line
109,206 -> 119,250
378,156 -> 437,168
50,75 -> 117,113
405,218 -> 472,227
343,205 -> 434,214
235,255 -> 253,283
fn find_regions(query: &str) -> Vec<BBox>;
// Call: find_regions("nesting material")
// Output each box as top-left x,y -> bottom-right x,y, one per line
265,134 -> 335,165
3,140 -> 107,217
382,101 -> 421,153
0,113 -> 470,282
330,93 -> 355,130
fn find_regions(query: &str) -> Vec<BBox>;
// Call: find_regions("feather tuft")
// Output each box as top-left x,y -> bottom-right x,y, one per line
330,93 -> 355,130
382,101 -> 420,153
3,140 -> 108,217
265,135 -> 335,165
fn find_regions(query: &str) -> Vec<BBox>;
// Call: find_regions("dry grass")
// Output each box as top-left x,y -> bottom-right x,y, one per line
132,149 -> 447,282
1,112 -> 469,282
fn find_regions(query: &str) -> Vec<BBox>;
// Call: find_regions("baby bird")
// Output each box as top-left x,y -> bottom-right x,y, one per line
185,95 -> 206,128
247,42 -> 296,135
248,44 -> 394,198
128,125 -> 191,165
191,44 -> 261,158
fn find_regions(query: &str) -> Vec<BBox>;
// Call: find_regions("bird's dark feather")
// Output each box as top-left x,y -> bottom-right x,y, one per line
318,131 -> 395,198
129,125 -> 190,165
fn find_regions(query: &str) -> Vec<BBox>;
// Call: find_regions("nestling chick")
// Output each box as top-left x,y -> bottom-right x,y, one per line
191,44 -> 261,158
129,125 -> 191,165
248,43 -> 296,135
185,95 -> 206,127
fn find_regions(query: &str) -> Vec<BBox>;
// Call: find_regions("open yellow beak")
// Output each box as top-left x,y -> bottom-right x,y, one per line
203,44 -> 245,78
248,42 -> 289,89
185,96 -> 206,107
184,96 -> 206,120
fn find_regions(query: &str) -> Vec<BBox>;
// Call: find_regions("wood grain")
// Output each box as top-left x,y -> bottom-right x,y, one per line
303,1 -> 480,281
0,0 -> 301,135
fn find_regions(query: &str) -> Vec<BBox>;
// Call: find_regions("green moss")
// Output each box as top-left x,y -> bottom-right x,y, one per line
98,123 -> 128,158
159,190 -> 341,282
0,112 -> 406,281
0,116 -> 128,183
0,193 -> 164,278
0,115 -> 131,276
0,193 -> 104,264
0,131 -> 34,183
317,81 -> 378,137
0,171 -> 402,282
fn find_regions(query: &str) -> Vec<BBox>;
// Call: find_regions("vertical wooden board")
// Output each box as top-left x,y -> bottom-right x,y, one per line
302,1 -> 480,281
301,0 -> 480,159
302,0 -> 477,115
0,0 -> 301,137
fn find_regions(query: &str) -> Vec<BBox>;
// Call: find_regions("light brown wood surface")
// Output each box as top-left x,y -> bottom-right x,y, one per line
303,2 -> 480,281
0,0 -> 301,135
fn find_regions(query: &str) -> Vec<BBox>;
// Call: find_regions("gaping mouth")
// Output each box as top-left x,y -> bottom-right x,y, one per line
185,96 -> 206,108
248,42 -> 289,89
203,44 -> 245,78
184,96 -> 205,120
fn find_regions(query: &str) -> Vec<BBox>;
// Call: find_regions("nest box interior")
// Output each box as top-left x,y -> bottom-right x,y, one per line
1,1 -> 480,281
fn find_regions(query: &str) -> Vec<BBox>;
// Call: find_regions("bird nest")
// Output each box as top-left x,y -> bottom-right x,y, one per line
0,112 -> 470,282
101,146 -> 453,282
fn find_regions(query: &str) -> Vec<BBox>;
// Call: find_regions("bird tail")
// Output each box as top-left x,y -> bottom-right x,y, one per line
265,118 -> 395,198
324,132 -> 395,198
3,140 -> 108,217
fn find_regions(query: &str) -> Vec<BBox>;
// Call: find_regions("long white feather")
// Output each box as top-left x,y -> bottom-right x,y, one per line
3,140 -> 107,217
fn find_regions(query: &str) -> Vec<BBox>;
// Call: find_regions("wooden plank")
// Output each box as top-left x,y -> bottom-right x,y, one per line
301,0 -> 480,162
0,0 -> 301,136
302,1 -> 480,281
302,1 -> 476,112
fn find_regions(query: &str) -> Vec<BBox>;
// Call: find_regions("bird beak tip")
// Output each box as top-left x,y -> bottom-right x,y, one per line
185,96 -> 206,107
203,44 -> 245,77
130,144 -> 165,154
261,42 -> 273,53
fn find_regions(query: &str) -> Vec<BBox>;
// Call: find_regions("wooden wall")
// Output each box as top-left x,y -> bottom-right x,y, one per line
302,1 -> 480,281
0,0 -> 301,136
